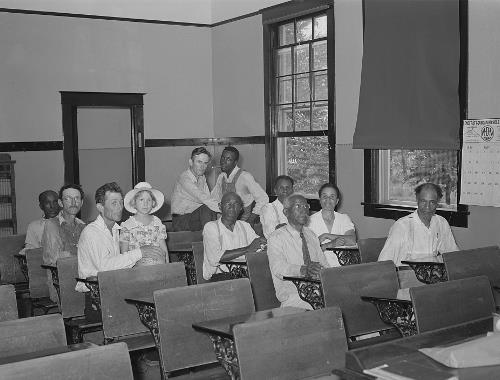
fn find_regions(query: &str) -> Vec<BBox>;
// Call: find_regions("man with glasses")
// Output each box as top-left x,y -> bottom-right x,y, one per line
42,184 -> 86,301
268,193 -> 329,309
378,182 -> 458,265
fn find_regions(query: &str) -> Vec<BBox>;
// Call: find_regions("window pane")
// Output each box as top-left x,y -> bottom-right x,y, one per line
276,47 -> 292,76
312,101 -> 328,130
313,71 -> 328,100
295,73 -> 310,102
388,150 -> 458,207
278,22 -> 294,46
312,41 -> 327,70
277,136 -> 329,196
276,76 -> 292,104
294,105 -> 311,131
294,45 -> 309,73
276,105 -> 293,132
314,15 -> 327,38
296,19 -> 312,42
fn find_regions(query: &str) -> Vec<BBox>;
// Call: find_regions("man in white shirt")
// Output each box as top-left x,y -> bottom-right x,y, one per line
211,146 -> 269,226
19,190 -> 60,255
202,192 -> 266,281
171,147 -> 219,231
268,194 -> 330,309
378,183 -> 459,266
76,182 -> 164,292
260,175 -> 294,238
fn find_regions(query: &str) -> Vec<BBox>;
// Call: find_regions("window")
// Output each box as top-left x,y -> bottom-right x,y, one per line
263,1 -> 334,198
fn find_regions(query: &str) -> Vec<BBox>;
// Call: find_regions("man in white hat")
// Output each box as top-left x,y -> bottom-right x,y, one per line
76,182 -> 164,292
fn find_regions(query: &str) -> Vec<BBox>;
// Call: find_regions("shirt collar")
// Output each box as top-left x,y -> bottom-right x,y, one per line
187,168 -> 204,182
95,214 -> 121,232
411,209 -> 436,227
224,165 -> 240,181
284,223 -> 302,238
57,210 -> 84,226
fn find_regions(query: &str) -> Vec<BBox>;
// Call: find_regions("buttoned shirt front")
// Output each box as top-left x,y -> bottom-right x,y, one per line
261,199 -> 288,238
171,169 -> 220,214
202,218 -> 258,280
42,212 -> 85,265
378,210 -> 459,266
211,166 -> 269,215
268,225 -> 329,307
76,214 -> 142,292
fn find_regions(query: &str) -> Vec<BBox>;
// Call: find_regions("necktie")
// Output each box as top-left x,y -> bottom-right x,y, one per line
300,231 -> 312,265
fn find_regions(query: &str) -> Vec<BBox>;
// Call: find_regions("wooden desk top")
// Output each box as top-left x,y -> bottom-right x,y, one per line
346,316 -> 495,377
283,274 -> 321,284
361,288 -> 411,302
192,307 -> 306,339
219,256 -> 247,265
0,342 -> 96,365
125,295 -> 154,307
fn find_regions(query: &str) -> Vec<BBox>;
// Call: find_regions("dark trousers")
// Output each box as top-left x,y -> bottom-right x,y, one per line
172,204 -> 217,232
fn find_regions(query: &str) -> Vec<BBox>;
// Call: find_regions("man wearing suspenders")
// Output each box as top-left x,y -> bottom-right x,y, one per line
211,146 -> 269,226
202,192 -> 267,281
260,175 -> 294,238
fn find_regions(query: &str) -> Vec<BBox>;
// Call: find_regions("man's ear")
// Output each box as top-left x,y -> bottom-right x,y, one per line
58,199 -> 63,208
188,158 -> 193,167
96,203 -> 104,214
218,202 -> 222,210
283,208 -> 289,218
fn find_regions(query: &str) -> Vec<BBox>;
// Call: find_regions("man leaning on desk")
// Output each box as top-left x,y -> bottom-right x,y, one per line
378,182 -> 459,266
268,193 -> 330,310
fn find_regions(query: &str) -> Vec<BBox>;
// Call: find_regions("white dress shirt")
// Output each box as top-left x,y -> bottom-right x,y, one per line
378,210 -> 459,266
19,218 -> 47,255
308,210 -> 355,267
202,218 -> 258,280
267,225 -> 329,309
171,169 -> 220,214
211,166 -> 269,215
76,214 -> 142,292
260,199 -> 288,238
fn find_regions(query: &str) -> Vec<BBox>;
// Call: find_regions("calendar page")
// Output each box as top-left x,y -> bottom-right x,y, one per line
460,119 -> 500,206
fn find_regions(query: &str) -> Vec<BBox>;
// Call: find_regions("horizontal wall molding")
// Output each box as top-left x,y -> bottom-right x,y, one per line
0,141 -> 63,152
145,136 -> 265,148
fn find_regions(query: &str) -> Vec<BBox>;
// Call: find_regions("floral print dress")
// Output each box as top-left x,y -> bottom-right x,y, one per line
120,215 -> 168,266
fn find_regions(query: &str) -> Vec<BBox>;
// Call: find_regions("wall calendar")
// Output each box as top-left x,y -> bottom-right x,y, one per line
460,119 -> 500,207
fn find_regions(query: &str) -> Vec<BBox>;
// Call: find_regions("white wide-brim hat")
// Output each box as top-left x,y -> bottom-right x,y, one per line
124,182 -> 164,214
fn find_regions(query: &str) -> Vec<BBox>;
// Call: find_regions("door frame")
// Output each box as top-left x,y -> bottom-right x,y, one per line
60,91 -> 145,186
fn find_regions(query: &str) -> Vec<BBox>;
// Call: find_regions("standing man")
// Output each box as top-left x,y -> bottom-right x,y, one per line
378,182 -> 459,265
76,182 -> 164,292
268,194 -> 329,309
202,192 -> 266,281
42,184 -> 86,266
171,147 -> 219,231
19,190 -> 60,255
211,146 -> 268,225
260,175 -> 294,238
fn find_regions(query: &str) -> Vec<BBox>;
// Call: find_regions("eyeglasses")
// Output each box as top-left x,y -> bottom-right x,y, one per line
292,203 -> 310,211
62,196 -> 82,203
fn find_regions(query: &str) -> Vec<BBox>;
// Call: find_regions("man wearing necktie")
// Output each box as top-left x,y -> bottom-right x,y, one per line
268,194 -> 330,309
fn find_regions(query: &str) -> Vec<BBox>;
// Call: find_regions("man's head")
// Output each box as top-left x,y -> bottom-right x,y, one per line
95,182 -> 124,223
39,190 -> 60,219
415,183 -> 442,222
220,146 -> 239,175
58,184 -> 84,217
283,193 -> 310,227
189,147 -> 212,177
219,191 -> 243,223
274,175 -> 294,203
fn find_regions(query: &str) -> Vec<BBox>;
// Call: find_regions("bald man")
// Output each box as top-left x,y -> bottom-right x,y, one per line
202,192 -> 266,281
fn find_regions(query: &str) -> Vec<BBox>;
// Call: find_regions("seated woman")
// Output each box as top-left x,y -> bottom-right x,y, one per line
308,183 -> 356,266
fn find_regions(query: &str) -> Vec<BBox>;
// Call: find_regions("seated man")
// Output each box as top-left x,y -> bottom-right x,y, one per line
202,192 -> 266,281
76,182 -> 164,292
268,194 -> 329,309
171,147 -> 219,231
260,175 -> 294,238
42,184 -> 86,265
19,190 -> 60,255
211,146 -> 269,225
378,182 -> 459,266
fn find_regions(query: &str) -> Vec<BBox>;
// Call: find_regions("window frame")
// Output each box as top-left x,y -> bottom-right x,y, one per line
263,0 -> 335,208
361,0 -> 469,228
